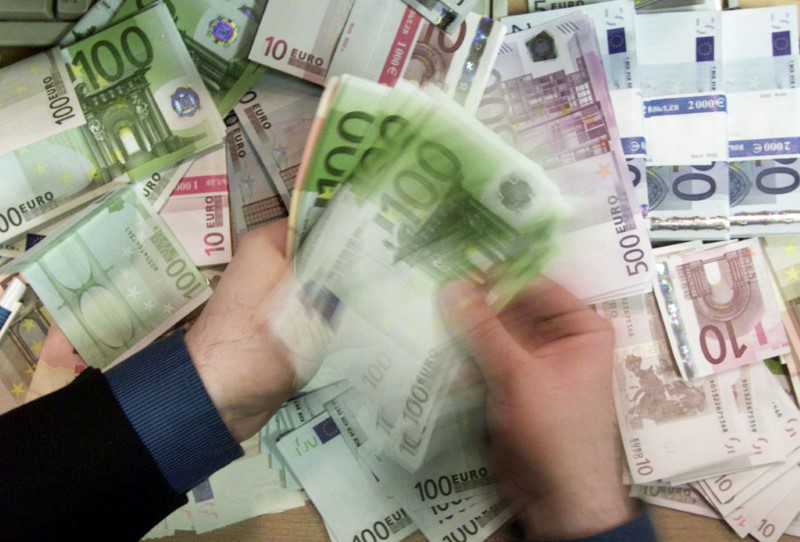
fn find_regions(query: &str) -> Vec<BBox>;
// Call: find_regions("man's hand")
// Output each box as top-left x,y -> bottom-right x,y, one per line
439,278 -> 640,540
185,220 -> 296,443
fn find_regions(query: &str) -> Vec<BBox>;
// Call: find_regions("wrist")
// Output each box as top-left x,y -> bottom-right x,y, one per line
518,482 -> 641,540
183,320 -> 294,443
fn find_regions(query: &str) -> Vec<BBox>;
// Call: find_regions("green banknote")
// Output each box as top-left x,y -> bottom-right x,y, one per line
5,185 -> 212,369
291,76 -> 390,249
1,2 -> 225,245
112,0 -> 268,114
62,2 -> 226,175
352,83 -> 569,307
290,78 -> 432,253
288,80 -> 569,469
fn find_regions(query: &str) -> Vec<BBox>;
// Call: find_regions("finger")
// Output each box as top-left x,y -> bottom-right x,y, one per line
506,277 -> 591,323
240,219 -> 288,256
500,278 -> 609,341
438,280 -> 527,398
215,220 -> 289,303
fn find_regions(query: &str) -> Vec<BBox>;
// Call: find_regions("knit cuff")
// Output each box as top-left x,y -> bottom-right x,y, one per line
104,330 -> 243,493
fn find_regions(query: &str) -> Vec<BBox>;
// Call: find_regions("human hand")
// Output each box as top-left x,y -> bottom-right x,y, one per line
184,220 -> 297,443
439,278 -> 640,540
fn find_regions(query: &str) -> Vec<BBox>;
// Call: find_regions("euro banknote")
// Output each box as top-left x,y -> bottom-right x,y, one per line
111,0 -> 269,114
325,386 -> 494,510
502,0 -> 649,215
248,0 -> 355,85
2,155 -> 191,259
278,79 -> 568,469
730,159 -> 800,236
4,185 -> 212,368
0,205 -> 95,260
653,238 -> 790,380
407,492 -> 514,542
723,6 -> 800,162
185,455 -> 304,534
402,0 -> 482,34
234,71 -> 322,209
693,368 -> 800,516
63,1 -> 227,171
632,484 -> 720,519
134,159 -> 194,212
260,380 -> 351,491
721,457 -> 800,538
477,12 -> 653,304
159,147 -> 232,267
750,487 -> 800,542
288,76 -> 390,252
276,410 -> 418,542
225,113 -> 288,249
647,162 -> 730,241
636,11 -> 727,166
326,4 -> 505,113
601,293 -> 782,484
1,2 -> 225,245
58,0 -> 126,46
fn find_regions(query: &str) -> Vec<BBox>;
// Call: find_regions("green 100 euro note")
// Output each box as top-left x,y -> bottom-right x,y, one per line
0,2 -> 225,245
4,185 -> 212,369
111,0 -> 268,114
284,81 -> 570,470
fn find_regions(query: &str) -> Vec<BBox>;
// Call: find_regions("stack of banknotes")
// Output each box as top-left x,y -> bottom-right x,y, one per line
1,0 -> 800,540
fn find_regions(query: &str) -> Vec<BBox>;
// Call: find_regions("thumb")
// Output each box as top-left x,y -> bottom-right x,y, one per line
438,280 -> 526,398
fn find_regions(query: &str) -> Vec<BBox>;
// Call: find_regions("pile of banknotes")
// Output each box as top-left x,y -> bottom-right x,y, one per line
1,0 -> 800,540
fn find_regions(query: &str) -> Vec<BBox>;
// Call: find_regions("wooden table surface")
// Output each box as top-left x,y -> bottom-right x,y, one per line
154,502 -> 800,541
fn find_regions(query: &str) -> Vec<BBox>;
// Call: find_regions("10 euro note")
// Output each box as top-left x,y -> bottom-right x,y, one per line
653,237 -> 790,380
160,147 -> 232,267
248,0 -> 355,85
600,292 -> 773,484
225,113 -> 288,249
3,185 -> 212,368
326,4 -> 505,114
234,71 -> 322,208
402,0 -> 482,34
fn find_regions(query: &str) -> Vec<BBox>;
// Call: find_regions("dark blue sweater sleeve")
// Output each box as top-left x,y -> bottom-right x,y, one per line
104,330 -> 243,494
534,511 -> 657,542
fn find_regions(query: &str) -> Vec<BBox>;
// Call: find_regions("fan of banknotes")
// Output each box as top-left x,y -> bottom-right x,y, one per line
3,0 -> 800,540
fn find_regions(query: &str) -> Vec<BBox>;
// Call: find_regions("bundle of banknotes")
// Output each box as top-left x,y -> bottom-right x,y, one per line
2,0 -> 800,540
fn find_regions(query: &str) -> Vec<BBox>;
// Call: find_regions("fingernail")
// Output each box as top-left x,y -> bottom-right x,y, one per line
438,280 -> 481,314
